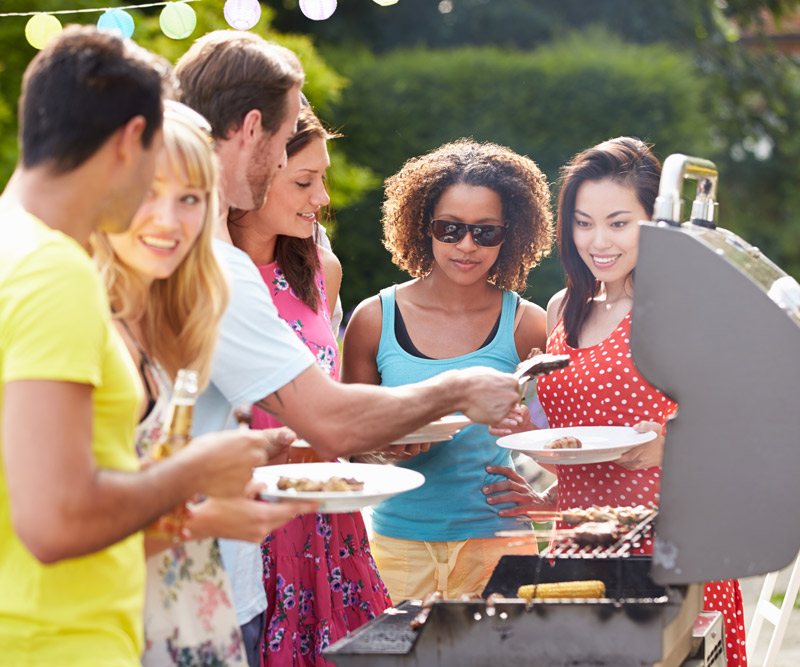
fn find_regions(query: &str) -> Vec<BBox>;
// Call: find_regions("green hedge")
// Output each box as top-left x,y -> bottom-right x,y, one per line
327,29 -> 716,314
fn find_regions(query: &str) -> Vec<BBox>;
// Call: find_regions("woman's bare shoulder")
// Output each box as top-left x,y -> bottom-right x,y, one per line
546,289 -> 567,336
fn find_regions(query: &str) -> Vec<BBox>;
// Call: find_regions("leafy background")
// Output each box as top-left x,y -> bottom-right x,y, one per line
1,0 -> 799,315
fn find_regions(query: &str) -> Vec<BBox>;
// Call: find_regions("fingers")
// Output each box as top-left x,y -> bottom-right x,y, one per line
242,478 -> 267,498
633,421 -> 659,434
385,442 -> 433,460
484,490 -> 519,505
261,427 -> 295,463
258,500 -> 318,537
484,465 -> 524,483
226,499 -> 320,543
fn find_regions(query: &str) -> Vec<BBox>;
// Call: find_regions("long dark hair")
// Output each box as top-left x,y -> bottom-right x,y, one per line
230,106 -> 339,312
556,137 -> 661,347
274,107 -> 339,312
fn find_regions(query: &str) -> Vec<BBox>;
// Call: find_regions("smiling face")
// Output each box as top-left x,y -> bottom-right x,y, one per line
107,149 -> 207,285
253,135 -> 331,240
572,178 -> 647,289
429,183 -> 504,285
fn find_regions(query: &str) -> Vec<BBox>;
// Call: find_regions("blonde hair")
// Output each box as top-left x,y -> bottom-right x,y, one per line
92,114 -> 228,388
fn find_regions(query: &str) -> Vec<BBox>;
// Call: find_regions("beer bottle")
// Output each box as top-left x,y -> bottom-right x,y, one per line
149,369 -> 198,540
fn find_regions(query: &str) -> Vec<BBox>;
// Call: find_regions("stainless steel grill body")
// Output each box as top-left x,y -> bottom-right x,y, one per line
326,556 -> 705,667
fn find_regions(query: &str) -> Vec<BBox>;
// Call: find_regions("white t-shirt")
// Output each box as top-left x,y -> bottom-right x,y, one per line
194,240 -> 314,626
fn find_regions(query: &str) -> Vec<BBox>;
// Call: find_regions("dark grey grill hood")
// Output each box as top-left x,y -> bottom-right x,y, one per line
631,153 -> 800,585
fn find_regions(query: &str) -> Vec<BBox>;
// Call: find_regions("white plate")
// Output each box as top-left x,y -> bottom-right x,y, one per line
391,414 -> 472,445
254,462 -> 425,513
496,426 -> 656,465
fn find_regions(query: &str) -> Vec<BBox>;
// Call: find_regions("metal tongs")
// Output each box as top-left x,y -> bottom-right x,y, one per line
513,353 -> 570,401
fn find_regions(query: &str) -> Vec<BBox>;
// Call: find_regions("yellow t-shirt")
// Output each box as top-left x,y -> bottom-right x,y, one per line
0,207 -> 144,666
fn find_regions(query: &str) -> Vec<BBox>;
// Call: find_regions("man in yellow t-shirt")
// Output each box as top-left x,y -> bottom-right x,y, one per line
0,27 -> 277,665
0,207 -> 145,664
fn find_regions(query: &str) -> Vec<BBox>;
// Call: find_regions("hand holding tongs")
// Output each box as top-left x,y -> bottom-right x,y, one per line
513,352 -> 570,401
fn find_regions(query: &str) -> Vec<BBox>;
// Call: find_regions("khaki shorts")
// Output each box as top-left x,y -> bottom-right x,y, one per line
371,531 -> 537,601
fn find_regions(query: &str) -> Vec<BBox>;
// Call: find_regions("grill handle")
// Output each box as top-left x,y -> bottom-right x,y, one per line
653,154 -> 719,228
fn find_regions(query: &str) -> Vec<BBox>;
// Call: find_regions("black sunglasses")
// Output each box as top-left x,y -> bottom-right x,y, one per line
430,219 -> 506,248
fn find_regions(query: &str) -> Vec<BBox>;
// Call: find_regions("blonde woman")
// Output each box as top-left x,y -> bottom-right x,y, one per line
93,103 -> 310,666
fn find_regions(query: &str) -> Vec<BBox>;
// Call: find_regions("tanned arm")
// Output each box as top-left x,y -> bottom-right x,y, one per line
3,380 -> 269,564
257,295 -> 519,460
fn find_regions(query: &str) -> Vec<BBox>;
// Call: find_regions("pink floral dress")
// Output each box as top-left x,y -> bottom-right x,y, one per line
135,362 -> 246,667
537,312 -> 747,667
253,256 -> 391,666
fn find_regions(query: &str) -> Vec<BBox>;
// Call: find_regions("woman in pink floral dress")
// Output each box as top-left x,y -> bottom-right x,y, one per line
229,106 -> 391,666
488,137 -> 747,667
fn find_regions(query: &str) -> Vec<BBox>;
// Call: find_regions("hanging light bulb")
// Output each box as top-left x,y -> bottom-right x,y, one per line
159,2 -> 197,40
299,0 -> 337,21
25,13 -> 62,50
224,0 -> 262,30
373,0 -> 399,5
97,9 -> 135,39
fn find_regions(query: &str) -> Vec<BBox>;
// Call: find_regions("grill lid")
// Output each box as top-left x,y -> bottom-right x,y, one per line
631,154 -> 800,585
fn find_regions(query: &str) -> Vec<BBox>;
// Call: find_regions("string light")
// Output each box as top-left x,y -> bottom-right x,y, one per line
25,13 -> 62,50
0,1 -> 202,18
2,0 -> 405,38
159,1 -> 197,39
299,0 -> 337,21
97,8 -> 135,38
223,0 -> 261,30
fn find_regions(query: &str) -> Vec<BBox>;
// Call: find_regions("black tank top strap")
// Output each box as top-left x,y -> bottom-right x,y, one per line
115,317 -> 159,422
394,295 -> 511,359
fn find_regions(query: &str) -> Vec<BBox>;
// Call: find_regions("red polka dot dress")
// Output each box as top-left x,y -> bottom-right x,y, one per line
537,312 -> 746,667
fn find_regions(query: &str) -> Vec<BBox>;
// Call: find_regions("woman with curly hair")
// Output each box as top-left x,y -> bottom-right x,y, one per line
341,138 -> 553,600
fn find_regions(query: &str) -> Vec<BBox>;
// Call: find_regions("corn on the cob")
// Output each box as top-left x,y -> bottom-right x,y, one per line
517,580 -> 606,601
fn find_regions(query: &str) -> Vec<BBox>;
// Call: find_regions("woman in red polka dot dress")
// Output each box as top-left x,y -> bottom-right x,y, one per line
486,137 -> 747,667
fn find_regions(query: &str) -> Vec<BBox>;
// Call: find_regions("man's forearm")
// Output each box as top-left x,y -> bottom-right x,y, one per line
13,452 -> 208,564
257,369 -> 470,459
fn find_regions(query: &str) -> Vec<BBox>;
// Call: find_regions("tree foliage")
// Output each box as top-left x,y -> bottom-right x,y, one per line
0,0 -> 376,211
2,0 -> 799,312
326,30 -> 716,311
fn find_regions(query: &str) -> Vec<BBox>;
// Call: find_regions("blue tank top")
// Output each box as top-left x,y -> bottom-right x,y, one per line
371,286 -> 528,541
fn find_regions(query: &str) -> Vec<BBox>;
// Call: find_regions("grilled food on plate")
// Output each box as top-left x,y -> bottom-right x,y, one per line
276,476 -> 364,492
544,435 -> 583,450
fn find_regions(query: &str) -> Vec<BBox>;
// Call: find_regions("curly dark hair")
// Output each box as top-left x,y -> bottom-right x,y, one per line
382,139 -> 553,292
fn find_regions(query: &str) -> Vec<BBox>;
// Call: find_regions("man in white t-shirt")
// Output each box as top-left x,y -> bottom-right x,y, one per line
176,30 -> 519,665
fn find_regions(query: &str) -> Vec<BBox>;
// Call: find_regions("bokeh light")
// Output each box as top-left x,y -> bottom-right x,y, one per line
25,13 -> 62,50
223,0 -> 262,31
299,0 -> 337,21
97,9 -> 135,39
159,2 -> 197,39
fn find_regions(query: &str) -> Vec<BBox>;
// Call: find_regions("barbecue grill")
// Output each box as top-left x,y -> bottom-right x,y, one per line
325,154 -> 800,667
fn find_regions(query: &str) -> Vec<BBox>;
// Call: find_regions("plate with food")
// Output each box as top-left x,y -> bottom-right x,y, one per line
253,462 -> 426,513
391,414 -> 472,445
496,426 -> 656,464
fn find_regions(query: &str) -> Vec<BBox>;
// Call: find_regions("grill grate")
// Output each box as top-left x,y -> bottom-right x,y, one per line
541,509 -> 658,560
326,600 -> 420,654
